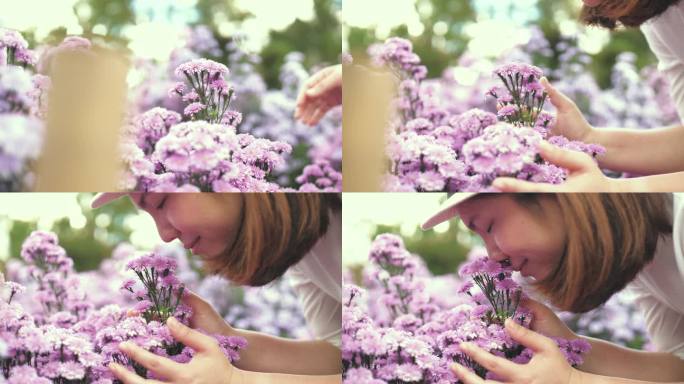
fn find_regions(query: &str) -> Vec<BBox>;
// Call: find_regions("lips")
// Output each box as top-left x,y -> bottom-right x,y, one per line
182,236 -> 200,250
512,259 -> 527,272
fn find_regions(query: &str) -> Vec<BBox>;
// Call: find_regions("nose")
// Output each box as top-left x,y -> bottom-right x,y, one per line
151,214 -> 180,243
484,238 -> 506,262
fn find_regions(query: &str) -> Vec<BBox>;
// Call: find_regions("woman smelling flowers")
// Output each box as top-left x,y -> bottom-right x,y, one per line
92,193 -> 342,384
422,193 -> 684,384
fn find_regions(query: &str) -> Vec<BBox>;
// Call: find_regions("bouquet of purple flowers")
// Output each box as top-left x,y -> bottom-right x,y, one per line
373,37 -> 605,192
0,231 -> 247,383
342,234 -> 590,383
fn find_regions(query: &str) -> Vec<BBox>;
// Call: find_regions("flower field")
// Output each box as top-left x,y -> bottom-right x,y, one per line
0,26 -> 341,192
0,230 -> 309,383
343,233 -> 649,383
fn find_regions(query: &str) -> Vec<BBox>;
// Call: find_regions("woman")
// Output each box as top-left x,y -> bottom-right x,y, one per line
421,193 -> 684,384
91,193 -> 342,384
495,0 -> 684,193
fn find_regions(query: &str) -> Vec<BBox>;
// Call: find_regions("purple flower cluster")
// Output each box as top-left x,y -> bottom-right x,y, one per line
170,58 -> 238,125
0,231 -> 247,383
127,27 -> 341,191
296,160 -> 343,192
370,38 -> 428,122
124,54 -> 299,192
0,28 -> 36,67
123,118 -> 292,192
0,29 -> 46,192
373,38 -> 607,191
343,234 -> 591,383
122,253 -> 186,323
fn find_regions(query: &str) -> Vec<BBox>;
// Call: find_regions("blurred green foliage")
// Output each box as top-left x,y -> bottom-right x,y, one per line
67,0 -> 339,88
347,0 -> 476,79
5,194 -> 138,272
369,222 -> 481,277
260,0 -> 341,87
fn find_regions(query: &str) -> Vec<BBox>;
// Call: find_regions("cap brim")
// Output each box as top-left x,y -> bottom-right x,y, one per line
421,193 -> 478,230
91,192 -> 128,209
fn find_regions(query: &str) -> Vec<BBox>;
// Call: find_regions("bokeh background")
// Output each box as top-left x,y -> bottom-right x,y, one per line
1,0 -> 342,191
344,0 -> 651,88
1,0 -> 341,87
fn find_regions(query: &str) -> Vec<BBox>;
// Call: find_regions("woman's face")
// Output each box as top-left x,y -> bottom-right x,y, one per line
455,195 -> 566,281
132,193 -> 244,259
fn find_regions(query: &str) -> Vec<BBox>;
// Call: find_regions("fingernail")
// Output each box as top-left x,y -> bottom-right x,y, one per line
167,317 -> 179,328
109,363 -> 120,372
119,342 -> 131,351
537,141 -> 551,151
460,342 -> 471,350
505,318 -> 517,328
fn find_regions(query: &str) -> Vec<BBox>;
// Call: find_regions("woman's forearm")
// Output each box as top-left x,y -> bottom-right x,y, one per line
612,171 -> 684,192
580,371 -> 684,384
579,336 -> 684,382
589,125 -> 684,174
232,368 -> 341,384
229,328 -> 341,375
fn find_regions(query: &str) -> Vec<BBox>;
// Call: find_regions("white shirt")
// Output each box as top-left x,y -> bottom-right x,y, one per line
641,2 -> 684,122
627,193 -> 684,358
287,211 -> 342,347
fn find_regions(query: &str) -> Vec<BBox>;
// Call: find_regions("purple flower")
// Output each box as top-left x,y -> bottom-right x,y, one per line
497,105 -> 518,119
174,58 -> 229,79
183,102 -> 206,118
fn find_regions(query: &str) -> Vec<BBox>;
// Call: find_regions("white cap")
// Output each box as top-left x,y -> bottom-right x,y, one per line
91,192 -> 128,208
421,193 -> 478,230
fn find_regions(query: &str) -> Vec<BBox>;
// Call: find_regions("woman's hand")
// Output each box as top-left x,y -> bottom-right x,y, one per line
110,317 -> 235,384
183,290 -> 234,337
451,319 -> 586,384
493,141 -> 620,192
523,298 -> 576,341
295,64 -> 342,126
541,77 -> 596,143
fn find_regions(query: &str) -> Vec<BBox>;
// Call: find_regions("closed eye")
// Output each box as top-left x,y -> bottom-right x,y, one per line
156,195 -> 168,210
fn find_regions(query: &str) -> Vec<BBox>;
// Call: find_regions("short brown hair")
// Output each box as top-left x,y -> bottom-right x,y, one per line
528,194 -> 671,313
580,0 -> 682,29
204,193 -> 341,286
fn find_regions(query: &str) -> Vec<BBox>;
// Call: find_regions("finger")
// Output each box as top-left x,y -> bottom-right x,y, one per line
451,363 -> 490,384
492,177 -> 558,193
126,309 -> 139,318
304,67 -> 332,89
537,141 -> 595,172
307,106 -> 328,126
180,290 -> 212,327
540,77 -> 575,113
118,341 -> 182,378
460,342 -> 518,379
505,318 -> 556,353
167,316 -> 218,353
109,362 -> 165,384
296,70 -> 330,109
519,297 -> 550,318
306,71 -> 340,98
302,103 -> 324,126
